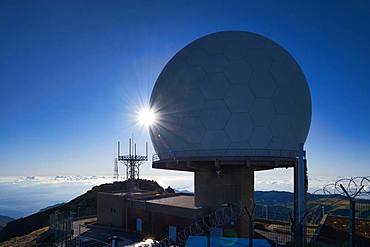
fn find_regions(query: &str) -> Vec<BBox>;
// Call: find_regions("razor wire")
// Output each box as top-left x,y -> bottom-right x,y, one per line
307,176 -> 370,218
143,202 -> 245,247
312,176 -> 370,198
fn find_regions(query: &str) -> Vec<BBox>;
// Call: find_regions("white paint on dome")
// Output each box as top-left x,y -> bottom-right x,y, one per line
149,31 -> 311,159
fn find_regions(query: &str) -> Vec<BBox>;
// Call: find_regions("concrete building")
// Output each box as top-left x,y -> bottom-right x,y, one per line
97,191 -> 205,240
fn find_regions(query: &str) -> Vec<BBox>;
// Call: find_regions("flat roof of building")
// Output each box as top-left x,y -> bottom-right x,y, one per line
145,194 -> 200,210
99,190 -> 161,198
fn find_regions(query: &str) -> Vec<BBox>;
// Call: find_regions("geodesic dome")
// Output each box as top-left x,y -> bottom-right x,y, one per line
149,31 -> 311,160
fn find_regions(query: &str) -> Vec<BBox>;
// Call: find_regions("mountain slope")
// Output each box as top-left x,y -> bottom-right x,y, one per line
0,179 -> 165,243
0,227 -> 50,247
0,216 -> 14,232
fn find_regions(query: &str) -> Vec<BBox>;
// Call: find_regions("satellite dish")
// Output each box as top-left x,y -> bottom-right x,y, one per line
149,31 -> 311,159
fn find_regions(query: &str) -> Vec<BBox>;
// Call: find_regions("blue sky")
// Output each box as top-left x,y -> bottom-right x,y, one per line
0,0 -> 369,177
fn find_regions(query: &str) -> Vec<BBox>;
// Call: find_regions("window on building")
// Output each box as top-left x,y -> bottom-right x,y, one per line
169,225 -> 176,241
209,227 -> 223,237
136,218 -> 142,233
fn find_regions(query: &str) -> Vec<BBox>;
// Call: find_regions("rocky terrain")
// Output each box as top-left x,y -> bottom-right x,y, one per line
0,179 -> 166,243
0,216 -> 13,232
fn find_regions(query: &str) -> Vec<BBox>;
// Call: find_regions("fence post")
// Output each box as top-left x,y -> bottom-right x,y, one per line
112,236 -> 117,247
245,205 -> 255,247
339,184 -> 363,247
350,199 -> 356,247
289,212 -> 295,246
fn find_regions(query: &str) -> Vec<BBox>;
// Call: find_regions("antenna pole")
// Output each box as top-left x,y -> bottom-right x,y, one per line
145,142 -> 148,158
118,141 -> 120,157
113,158 -> 119,181
129,138 -> 131,156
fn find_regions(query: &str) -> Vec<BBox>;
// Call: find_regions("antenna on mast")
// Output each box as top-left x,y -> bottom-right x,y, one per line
129,138 -> 131,156
117,137 -> 148,181
113,158 -> 119,181
145,141 -> 148,158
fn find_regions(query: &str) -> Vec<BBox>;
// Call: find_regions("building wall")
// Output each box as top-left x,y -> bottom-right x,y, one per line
97,193 -> 126,228
126,208 -> 193,239
97,193 -> 198,240
195,166 -> 254,237
194,166 -> 254,208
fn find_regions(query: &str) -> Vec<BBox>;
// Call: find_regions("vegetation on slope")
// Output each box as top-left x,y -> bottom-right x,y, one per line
0,179 -> 165,243
0,216 -> 13,232
0,227 -> 50,247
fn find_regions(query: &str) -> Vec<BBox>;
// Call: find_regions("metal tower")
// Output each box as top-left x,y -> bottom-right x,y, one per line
113,158 -> 119,181
117,138 -> 148,180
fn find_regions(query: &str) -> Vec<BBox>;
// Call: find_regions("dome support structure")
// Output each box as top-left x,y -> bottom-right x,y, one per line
295,143 -> 307,246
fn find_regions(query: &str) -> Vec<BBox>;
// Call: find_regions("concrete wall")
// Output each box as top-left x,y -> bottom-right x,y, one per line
97,193 -> 126,228
194,165 -> 254,237
126,208 -> 193,239
97,192 -> 200,239
194,166 -> 254,207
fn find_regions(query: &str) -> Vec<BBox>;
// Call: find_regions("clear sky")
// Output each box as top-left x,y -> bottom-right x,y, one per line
0,0 -> 369,177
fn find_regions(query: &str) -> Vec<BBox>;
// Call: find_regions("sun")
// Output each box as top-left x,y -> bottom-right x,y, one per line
137,106 -> 156,127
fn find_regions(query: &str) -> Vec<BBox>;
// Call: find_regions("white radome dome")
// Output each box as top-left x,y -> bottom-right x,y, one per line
149,31 -> 311,159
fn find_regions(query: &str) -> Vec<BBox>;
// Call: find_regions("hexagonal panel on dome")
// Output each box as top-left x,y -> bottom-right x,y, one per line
290,106 -> 311,144
270,60 -> 294,87
245,49 -> 273,71
186,47 -> 228,73
181,66 -> 208,91
201,54 -> 229,74
269,134 -> 297,151
223,43 -> 249,60
185,48 -> 210,68
225,113 -> 253,142
249,70 -> 277,98
201,130 -> 231,150
150,124 -> 188,153
201,35 -> 227,55
224,60 -> 253,84
249,126 -> 272,148
200,72 -> 230,100
250,99 -> 275,126
238,33 -> 271,49
180,88 -> 206,116
225,84 -> 255,113
200,100 -> 231,130
181,116 -> 206,144
270,115 -> 293,137
271,87 -> 295,115
228,140 -> 252,150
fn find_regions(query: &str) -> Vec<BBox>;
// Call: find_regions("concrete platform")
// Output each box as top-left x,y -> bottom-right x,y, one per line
153,156 -> 296,172
145,194 -> 201,210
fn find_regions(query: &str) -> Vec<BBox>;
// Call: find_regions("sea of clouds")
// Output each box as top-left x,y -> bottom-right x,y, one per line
0,173 -> 342,219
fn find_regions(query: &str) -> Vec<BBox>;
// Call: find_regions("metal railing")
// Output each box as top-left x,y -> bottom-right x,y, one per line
152,148 -> 298,162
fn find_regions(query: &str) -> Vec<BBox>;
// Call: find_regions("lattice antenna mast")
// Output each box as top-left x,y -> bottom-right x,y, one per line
113,158 -> 119,181
117,139 -> 148,180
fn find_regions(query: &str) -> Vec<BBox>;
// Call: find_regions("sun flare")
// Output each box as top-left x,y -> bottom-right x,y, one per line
137,107 -> 156,127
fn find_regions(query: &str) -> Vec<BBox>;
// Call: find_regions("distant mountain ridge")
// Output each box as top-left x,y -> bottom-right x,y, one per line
38,203 -> 65,213
0,179 -> 166,243
0,216 -> 13,232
